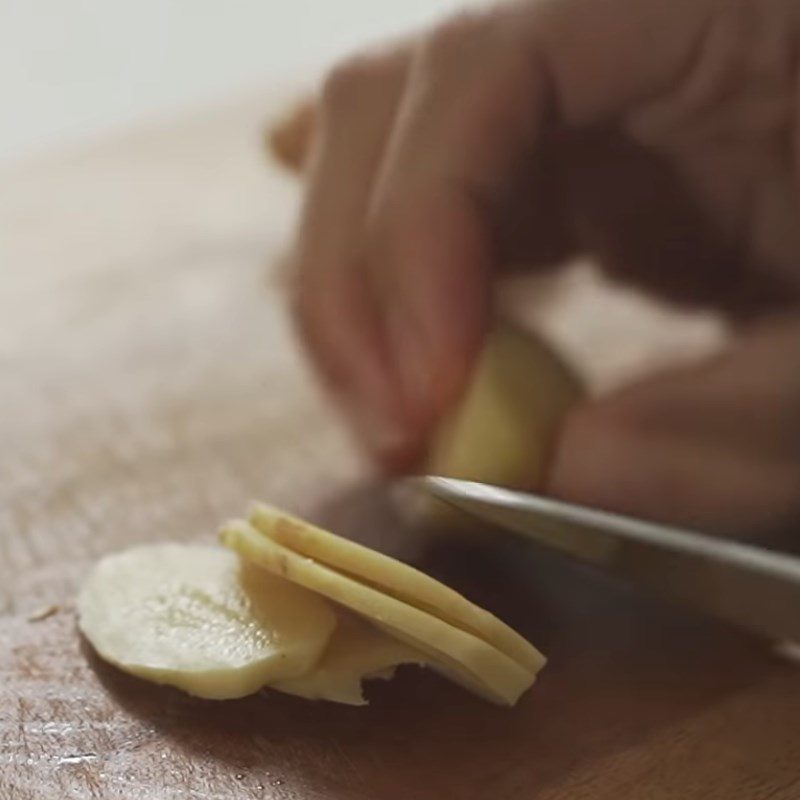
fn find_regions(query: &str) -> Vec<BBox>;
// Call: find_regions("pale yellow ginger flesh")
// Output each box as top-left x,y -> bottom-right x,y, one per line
77,544 -> 337,699
427,322 -> 584,492
249,503 -> 545,675
220,519 -> 538,706
272,611 -> 425,705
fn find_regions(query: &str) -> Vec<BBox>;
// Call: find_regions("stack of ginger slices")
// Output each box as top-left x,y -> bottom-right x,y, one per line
78,503 -> 545,706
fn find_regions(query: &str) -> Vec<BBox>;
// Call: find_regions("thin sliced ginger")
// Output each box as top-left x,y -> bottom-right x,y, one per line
220,518 -> 538,705
77,543 -> 336,699
248,503 -> 545,675
78,510 -> 543,705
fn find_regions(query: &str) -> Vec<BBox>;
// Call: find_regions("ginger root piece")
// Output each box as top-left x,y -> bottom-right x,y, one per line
249,503 -> 545,675
221,519 -> 538,706
408,322 -> 584,531
429,322 -> 584,490
272,612 -> 425,705
78,543 -> 337,699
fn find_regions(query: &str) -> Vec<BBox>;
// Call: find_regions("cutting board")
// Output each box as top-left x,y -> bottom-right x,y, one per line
1,90 -> 798,800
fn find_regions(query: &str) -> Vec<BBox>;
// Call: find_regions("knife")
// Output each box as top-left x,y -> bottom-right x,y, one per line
413,476 -> 800,643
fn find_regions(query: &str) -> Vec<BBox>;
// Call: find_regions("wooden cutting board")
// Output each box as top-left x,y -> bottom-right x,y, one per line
1,90 -> 798,800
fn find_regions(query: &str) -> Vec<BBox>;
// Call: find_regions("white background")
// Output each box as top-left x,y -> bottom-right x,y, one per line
0,0 -> 463,164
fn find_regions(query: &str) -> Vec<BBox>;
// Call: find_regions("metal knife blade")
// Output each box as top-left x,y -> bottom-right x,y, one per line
413,476 -> 800,643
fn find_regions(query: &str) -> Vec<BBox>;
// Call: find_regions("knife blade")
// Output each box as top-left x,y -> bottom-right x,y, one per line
413,476 -> 800,643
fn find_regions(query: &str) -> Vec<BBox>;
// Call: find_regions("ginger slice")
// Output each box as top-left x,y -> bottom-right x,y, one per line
429,322 -> 584,492
221,520 -> 537,706
78,543 -> 336,699
272,612 -> 425,705
249,503 -> 545,675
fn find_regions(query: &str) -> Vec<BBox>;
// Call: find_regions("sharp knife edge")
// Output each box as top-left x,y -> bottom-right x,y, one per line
414,476 -> 800,643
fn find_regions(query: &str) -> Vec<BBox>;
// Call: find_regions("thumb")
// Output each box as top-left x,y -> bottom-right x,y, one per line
546,318 -> 800,537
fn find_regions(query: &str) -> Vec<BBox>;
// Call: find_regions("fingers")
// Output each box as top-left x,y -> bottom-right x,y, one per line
525,0 -> 716,125
534,0 -> 800,316
355,0 -> 714,444
547,316 -> 800,537
363,10 -> 552,441
293,12 -> 557,464
291,0 -> 784,470
554,128 -> 799,320
291,45 -> 413,464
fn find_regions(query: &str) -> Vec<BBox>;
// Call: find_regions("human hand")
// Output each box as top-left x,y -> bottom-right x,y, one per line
288,0 -> 800,534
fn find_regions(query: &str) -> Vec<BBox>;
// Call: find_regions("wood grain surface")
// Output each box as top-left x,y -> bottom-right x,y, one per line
1,91 -> 797,800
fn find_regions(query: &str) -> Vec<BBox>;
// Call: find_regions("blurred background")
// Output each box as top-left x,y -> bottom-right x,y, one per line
1,0 -> 464,164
